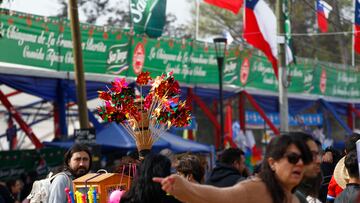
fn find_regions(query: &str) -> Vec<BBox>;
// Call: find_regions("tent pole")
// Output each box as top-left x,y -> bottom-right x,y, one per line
243,91 -> 280,135
319,99 -> 352,135
239,91 -> 246,133
347,103 -> 354,130
0,89 -> 43,148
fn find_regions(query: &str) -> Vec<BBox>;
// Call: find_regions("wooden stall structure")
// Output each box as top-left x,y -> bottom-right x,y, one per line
73,173 -> 131,203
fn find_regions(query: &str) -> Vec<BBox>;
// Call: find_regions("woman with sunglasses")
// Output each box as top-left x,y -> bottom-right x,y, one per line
153,134 -> 313,203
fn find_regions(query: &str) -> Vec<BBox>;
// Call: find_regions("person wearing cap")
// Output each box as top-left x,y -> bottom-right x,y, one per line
334,151 -> 360,203
326,132 -> 360,202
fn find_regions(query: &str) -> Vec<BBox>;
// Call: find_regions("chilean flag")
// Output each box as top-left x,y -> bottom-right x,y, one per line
316,0 -> 332,33
204,0 -> 244,14
355,0 -> 360,54
243,0 -> 278,79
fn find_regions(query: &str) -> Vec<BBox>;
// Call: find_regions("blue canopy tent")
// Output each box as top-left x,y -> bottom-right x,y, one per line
43,140 -> 73,148
44,123 -> 212,154
95,123 -> 170,152
160,131 -> 212,153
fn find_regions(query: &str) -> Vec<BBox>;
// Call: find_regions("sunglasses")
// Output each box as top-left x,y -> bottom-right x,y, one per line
284,153 -> 303,164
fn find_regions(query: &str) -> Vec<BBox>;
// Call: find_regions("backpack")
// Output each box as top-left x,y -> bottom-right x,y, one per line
26,172 -> 70,203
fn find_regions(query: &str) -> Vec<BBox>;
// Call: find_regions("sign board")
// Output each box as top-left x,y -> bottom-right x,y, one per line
74,128 -> 96,145
245,111 -> 323,127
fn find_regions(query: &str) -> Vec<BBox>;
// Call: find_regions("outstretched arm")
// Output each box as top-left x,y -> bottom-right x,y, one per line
153,174 -> 243,203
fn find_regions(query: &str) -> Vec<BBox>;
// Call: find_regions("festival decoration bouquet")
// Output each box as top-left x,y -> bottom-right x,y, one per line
97,71 -> 191,157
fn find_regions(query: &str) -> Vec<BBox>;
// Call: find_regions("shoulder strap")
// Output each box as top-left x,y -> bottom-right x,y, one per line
50,172 -> 72,189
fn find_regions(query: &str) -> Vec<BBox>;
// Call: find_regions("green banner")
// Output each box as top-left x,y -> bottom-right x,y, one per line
0,148 -> 65,180
0,9 -> 360,101
127,38 -> 220,84
0,9 -> 130,74
130,0 -> 166,38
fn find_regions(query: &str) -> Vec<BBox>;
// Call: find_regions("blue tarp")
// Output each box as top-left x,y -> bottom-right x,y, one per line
0,74 -> 107,102
44,123 -> 212,153
252,94 -> 317,115
2,74 -> 357,117
160,131 -> 212,153
96,123 -> 169,151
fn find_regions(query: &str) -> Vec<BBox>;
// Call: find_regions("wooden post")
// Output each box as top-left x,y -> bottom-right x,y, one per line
69,0 -> 89,128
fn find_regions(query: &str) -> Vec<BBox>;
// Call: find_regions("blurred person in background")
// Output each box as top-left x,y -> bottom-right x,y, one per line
6,179 -> 22,203
20,171 -> 37,202
205,148 -> 247,187
318,146 -> 341,202
175,153 -> 205,184
326,132 -> 360,203
121,153 -> 180,203
0,180 -> 18,203
334,151 -> 360,203
292,132 -> 322,203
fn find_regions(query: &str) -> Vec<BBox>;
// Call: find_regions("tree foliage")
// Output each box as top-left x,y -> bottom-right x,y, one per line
289,0 -> 353,65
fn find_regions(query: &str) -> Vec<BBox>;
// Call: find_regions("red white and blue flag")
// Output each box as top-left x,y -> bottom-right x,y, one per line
316,0 -> 332,33
243,0 -> 278,78
204,0 -> 244,14
354,0 -> 360,54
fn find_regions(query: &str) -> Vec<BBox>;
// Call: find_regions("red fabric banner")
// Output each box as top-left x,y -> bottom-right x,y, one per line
204,0 -> 244,14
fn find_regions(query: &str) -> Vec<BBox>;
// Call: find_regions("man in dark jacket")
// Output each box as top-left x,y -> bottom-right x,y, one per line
334,151 -> 360,203
293,133 -> 323,203
205,148 -> 246,187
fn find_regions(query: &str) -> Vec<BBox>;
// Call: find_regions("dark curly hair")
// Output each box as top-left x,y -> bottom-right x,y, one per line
176,154 -> 205,183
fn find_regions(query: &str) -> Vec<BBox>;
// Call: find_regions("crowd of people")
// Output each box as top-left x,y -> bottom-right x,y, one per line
0,131 -> 360,203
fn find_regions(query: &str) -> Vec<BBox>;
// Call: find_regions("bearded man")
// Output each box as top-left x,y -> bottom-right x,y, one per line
48,143 -> 92,203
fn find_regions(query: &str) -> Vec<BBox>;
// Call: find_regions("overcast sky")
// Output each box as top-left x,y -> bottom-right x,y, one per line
0,0 -> 192,25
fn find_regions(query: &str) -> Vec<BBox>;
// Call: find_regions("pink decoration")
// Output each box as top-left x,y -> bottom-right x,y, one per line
109,190 -> 125,203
